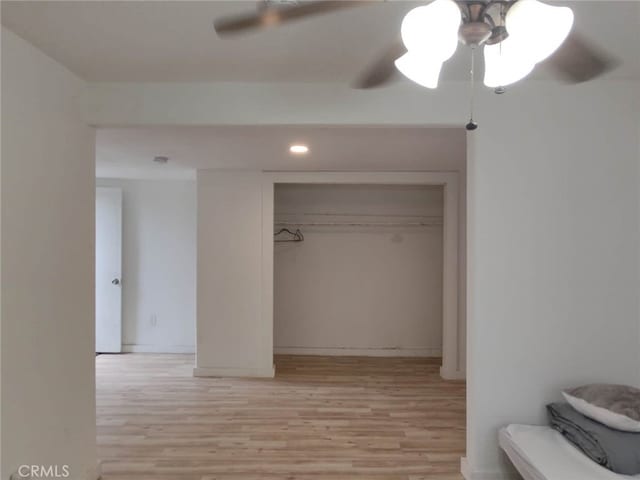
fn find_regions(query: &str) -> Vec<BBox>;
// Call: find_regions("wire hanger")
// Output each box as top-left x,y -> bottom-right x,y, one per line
274,228 -> 304,243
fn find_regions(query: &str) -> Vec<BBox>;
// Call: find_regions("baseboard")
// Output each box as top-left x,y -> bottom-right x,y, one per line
461,457 -> 471,480
122,344 -> 195,354
460,457 -> 519,480
440,366 -> 466,380
273,346 -> 442,357
193,364 -> 275,378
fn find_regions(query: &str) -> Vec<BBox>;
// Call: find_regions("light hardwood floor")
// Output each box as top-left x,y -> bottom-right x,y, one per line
97,354 -> 465,480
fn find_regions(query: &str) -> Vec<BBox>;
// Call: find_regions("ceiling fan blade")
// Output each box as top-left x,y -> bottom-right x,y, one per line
214,11 -> 269,35
214,1 -> 372,37
352,38 -> 406,89
545,30 -> 618,84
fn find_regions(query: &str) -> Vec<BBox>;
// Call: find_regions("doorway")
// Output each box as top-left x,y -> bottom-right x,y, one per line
95,186 -> 123,353
262,172 -> 462,379
95,178 -> 197,354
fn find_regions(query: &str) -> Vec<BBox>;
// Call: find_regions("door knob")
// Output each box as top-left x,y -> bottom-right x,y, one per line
112,278 -> 120,285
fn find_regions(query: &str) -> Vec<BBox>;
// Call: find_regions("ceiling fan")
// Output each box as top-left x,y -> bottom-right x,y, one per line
214,0 -> 615,88
214,0 -> 616,128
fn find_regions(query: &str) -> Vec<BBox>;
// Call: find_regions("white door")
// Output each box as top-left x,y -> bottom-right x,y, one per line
96,187 -> 123,353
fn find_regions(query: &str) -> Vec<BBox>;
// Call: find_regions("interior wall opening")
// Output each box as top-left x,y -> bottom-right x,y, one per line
95,179 -> 197,355
273,183 -> 446,362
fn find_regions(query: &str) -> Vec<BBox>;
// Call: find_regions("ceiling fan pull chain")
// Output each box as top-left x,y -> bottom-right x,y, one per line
466,46 -> 478,131
493,3 -> 507,95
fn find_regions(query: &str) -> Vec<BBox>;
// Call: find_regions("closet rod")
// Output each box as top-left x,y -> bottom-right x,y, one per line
275,221 -> 442,227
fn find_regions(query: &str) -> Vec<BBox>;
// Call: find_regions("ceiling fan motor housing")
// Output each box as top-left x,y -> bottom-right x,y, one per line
457,0 -> 514,46
458,22 -> 492,46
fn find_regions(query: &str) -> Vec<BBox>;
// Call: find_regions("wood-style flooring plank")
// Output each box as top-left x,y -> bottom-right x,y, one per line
97,354 -> 465,480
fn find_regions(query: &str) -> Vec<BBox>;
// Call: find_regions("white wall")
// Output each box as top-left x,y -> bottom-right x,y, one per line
195,171 -> 274,377
87,81 -> 470,127
466,80 -> 640,478
97,179 -> 196,353
195,171 -> 461,377
86,77 -> 640,479
1,27 -> 97,480
274,184 -> 444,357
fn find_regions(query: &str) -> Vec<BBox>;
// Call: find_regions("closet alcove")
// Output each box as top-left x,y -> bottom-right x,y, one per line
273,183 -> 445,359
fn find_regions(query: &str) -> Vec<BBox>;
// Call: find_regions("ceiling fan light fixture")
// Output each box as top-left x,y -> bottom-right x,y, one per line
483,39 -> 535,88
484,0 -> 574,88
400,0 -> 461,53
505,0 -> 574,64
485,25 -> 509,46
398,0 -> 461,88
395,53 -> 443,89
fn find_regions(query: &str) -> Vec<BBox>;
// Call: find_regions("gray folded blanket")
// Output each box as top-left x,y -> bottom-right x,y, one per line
547,402 -> 640,475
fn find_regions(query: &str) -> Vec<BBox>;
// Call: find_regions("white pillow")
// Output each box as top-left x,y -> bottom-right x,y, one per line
563,384 -> 640,433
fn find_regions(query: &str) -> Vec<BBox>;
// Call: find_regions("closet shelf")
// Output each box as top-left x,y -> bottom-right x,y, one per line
275,221 -> 442,227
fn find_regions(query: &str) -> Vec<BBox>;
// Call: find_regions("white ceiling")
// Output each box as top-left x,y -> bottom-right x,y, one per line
96,126 -> 466,179
2,1 -> 639,83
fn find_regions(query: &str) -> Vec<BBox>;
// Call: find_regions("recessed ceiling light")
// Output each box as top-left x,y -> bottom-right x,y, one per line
289,144 -> 309,155
153,156 -> 169,164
